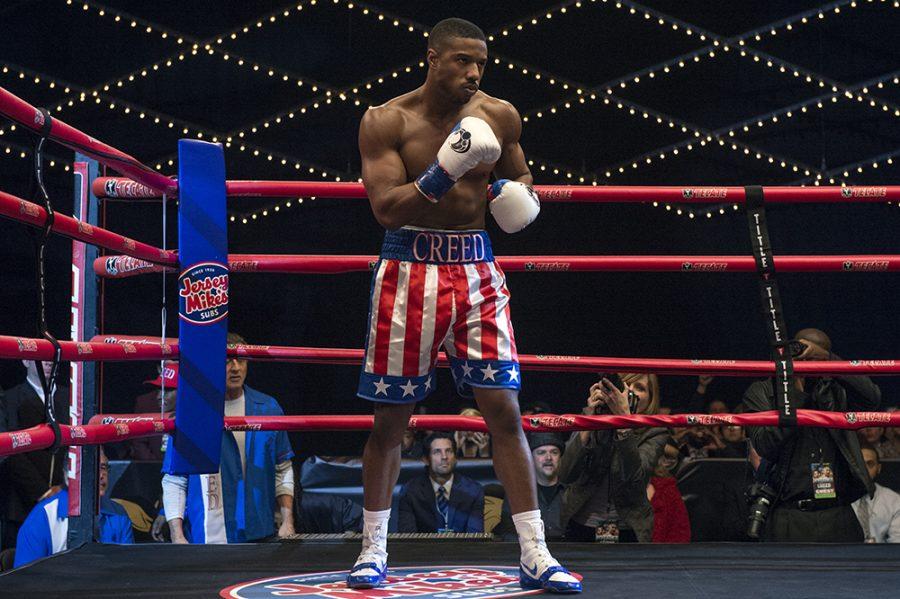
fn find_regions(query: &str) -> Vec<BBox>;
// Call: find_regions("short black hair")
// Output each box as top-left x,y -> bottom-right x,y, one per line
428,18 -> 485,50
423,431 -> 457,454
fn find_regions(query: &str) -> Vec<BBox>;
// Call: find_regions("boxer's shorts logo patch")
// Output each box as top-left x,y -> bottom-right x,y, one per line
220,566 -> 554,598
450,128 -> 472,153
179,262 -> 229,325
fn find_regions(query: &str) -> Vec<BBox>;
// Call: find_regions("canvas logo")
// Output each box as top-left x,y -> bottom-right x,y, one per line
220,566 -> 561,598
178,262 -> 229,325
449,127 -> 472,153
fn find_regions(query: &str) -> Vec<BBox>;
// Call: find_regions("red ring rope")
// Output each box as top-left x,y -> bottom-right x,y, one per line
0,87 -> 177,195
0,333 -> 897,376
1,410 -> 897,458
94,253 -> 900,278
92,177 -> 900,204
0,190 -> 177,265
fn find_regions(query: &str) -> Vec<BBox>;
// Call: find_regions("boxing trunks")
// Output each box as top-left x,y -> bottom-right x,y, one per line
358,227 -> 520,403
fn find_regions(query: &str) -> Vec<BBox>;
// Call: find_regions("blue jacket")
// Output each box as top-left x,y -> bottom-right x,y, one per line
398,473 -> 484,533
13,488 -> 133,568
181,386 -> 294,543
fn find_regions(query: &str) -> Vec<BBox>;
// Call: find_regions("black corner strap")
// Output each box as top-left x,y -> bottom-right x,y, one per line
35,107 -> 52,138
30,112 -> 63,453
744,185 -> 797,427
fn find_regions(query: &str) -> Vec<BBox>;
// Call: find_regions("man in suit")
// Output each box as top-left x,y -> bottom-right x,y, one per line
398,432 -> 484,533
0,361 -> 69,549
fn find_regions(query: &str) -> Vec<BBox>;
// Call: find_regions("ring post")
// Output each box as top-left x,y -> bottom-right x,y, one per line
162,140 -> 228,475
67,155 -> 100,546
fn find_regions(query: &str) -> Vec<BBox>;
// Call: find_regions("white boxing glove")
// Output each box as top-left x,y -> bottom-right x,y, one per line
487,179 -> 541,233
415,116 -> 501,203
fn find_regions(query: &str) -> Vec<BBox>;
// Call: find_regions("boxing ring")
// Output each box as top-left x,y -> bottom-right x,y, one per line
2,83 -> 900,597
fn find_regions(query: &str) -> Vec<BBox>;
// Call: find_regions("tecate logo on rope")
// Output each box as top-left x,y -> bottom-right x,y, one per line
845,412 -> 891,425
220,566 -> 557,598
842,186 -> 887,198
16,338 -> 38,353
10,432 -> 32,449
178,262 -> 229,325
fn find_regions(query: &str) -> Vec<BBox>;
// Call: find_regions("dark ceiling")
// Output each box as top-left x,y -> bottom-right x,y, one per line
0,1 -> 898,454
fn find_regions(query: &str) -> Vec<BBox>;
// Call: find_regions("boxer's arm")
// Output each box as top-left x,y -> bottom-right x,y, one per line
492,102 -> 532,185
359,107 -> 431,230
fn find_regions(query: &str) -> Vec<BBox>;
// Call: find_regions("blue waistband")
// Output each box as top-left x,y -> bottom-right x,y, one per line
381,228 -> 494,264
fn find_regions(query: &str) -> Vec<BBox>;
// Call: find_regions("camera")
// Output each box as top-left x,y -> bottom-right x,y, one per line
595,373 -> 637,413
745,481 -> 778,539
788,340 -> 806,358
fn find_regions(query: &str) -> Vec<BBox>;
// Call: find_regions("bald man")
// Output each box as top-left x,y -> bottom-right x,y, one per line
742,328 -> 881,541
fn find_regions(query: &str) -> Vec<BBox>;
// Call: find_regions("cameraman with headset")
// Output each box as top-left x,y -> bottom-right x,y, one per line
742,328 -> 880,542
559,373 -> 668,542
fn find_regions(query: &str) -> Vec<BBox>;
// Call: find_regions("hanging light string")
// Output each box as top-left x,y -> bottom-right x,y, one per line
508,0 -> 900,124
589,69 -> 900,184
61,1 -> 368,114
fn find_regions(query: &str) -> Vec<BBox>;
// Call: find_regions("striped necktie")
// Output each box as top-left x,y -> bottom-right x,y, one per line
436,485 -> 450,530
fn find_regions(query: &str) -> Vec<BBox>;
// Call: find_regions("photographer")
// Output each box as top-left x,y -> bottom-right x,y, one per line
742,328 -> 880,542
559,373 -> 668,542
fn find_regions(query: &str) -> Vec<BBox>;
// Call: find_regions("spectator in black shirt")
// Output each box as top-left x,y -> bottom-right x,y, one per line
742,328 -> 879,542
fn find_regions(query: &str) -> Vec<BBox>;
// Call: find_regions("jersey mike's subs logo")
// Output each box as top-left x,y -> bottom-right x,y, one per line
178,262 -> 229,325
220,565 -> 562,598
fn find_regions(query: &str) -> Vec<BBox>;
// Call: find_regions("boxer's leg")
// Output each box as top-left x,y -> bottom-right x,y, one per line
472,387 -> 536,515
362,401 -> 417,511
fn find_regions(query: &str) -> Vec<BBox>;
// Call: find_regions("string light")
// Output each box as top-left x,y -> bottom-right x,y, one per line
229,59 -> 425,140
62,1 -> 372,113
490,0 -> 899,122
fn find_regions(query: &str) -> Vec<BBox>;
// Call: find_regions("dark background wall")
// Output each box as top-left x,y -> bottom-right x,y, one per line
0,1 -> 898,458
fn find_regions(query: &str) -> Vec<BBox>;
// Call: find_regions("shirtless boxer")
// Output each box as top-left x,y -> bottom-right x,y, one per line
348,18 -> 581,593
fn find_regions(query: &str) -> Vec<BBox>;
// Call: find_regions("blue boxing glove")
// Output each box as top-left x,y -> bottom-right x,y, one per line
415,116 -> 501,203
487,179 -> 541,233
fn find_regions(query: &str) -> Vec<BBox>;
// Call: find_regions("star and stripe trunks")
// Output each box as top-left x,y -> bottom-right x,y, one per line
358,227 -> 520,403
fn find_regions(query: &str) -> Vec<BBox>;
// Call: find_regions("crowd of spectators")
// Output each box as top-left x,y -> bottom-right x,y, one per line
3,328 -> 900,571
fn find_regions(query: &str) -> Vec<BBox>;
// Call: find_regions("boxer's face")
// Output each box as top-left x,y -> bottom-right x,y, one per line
428,36 -> 488,105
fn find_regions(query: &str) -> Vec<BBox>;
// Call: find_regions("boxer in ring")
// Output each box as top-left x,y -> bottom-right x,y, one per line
349,17 -> 581,594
